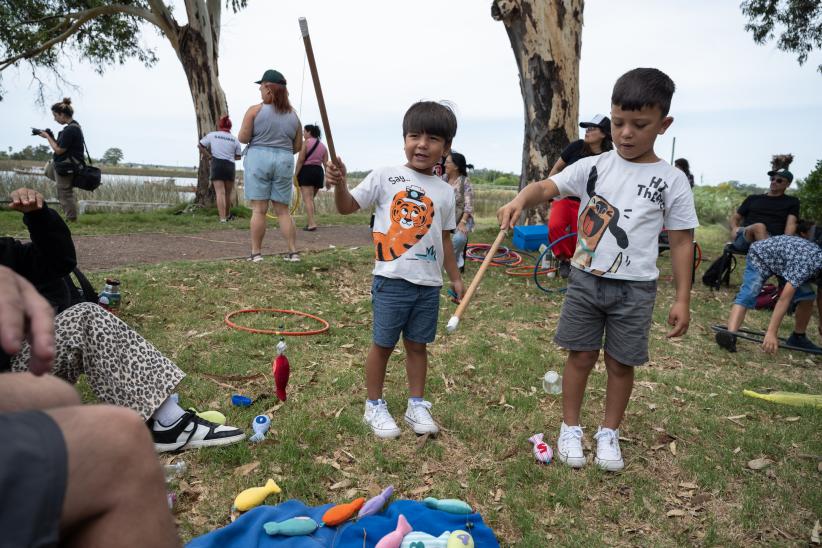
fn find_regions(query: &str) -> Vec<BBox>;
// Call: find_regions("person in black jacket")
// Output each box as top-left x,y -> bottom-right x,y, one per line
37,97 -> 84,221
2,188 -> 246,451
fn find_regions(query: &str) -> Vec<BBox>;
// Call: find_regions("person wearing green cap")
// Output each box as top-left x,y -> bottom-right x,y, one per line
238,69 -> 303,262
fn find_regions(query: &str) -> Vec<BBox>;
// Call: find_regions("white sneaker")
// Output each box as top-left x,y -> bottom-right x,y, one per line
404,399 -> 439,435
593,426 -> 624,472
150,412 -> 245,453
363,400 -> 401,439
557,423 -> 586,468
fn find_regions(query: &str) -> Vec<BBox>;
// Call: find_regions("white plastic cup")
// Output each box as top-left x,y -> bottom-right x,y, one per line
542,370 -> 562,394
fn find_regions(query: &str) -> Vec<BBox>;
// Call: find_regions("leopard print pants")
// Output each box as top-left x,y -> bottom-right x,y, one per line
11,303 -> 185,420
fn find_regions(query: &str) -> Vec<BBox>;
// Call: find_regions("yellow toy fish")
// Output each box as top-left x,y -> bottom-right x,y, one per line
233,479 -> 282,512
743,390 -> 822,408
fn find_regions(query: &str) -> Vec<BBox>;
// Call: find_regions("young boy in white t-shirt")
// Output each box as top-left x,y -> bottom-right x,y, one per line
498,68 -> 699,471
326,101 -> 465,439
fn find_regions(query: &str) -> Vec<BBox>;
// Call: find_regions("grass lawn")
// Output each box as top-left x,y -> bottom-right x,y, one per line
73,221 -> 821,545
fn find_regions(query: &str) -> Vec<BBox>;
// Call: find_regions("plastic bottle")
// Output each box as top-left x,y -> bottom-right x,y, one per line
98,278 -> 121,312
163,461 -> 187,483
542,370 -> 562,394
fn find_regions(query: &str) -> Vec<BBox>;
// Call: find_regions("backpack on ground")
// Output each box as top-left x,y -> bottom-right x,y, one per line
702,246 -> 737,289
37,267 -> 98,313
754,283 -> 781,310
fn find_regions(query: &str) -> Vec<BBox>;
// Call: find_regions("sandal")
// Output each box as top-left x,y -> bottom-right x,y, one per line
303,226 -> 318,232
283,252 -> 301,262
246,253 -> 263,263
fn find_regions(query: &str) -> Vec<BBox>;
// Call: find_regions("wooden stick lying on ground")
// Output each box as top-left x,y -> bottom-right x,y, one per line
447,229 -> 507,333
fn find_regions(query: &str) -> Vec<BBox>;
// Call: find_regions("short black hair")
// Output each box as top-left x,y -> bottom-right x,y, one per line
402,101 -> 457,144
304,124 -> 321,139
611,68 -> 676,116
797,218 -> 815,236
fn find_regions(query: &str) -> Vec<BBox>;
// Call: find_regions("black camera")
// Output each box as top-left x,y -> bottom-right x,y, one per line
31,127 -> 52,137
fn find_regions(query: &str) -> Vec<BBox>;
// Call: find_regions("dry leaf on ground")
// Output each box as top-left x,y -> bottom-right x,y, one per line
667,509 -> 686,517
747,457 -> 774,470
233,461 -> 260,477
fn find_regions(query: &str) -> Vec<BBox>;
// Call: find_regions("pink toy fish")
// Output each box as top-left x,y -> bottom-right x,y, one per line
529,433 -> 553,464
375,514 -> 412,548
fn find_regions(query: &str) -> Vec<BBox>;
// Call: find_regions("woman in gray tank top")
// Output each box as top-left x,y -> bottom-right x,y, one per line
239,69 -> 303,262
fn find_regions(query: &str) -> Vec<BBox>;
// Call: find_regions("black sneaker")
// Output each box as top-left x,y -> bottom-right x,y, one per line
149,411 -> 245,452
715,331 -> 737,352
786,333 -> 822,352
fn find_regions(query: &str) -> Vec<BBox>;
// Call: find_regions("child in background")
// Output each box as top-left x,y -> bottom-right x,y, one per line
326,101 -> 465,439
716,219 -> 822,353
198,115 -> 242,223
498,68 -> 698,471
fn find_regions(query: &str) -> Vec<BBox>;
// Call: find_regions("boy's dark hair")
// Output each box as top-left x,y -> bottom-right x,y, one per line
402,101 -> 457,144
611,68 -> 676,116
304,124 -> 321,139
797,218 -> 815,236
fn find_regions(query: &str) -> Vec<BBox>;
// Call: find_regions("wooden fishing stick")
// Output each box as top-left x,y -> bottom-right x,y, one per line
447,229 -> 507,333
298,17 -> 337,164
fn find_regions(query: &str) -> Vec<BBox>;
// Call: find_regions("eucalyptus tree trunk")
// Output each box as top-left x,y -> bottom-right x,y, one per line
492,0 -> 583,224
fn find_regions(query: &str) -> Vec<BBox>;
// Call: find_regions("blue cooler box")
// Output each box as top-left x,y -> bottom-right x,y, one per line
512,224 -> 548,251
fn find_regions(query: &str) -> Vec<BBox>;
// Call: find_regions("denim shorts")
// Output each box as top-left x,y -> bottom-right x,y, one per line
371,276 -> 441,347
554,267 -> 657,366
734,258 -> 817,308
243,146 -> 294,204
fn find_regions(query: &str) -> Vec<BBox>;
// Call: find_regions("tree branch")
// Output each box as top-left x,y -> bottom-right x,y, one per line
0,4 -> 166,71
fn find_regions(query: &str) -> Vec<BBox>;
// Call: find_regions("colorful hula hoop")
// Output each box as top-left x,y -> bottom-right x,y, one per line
534,232 -> 577,293
506,265 -> 556,277
224,308 -> 330,336
466,244 -> 523,267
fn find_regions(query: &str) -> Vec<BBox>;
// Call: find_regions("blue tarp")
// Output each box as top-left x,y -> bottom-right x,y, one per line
186,499 -> 500,547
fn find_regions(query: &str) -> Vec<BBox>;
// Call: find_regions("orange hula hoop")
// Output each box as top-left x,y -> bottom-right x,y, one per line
224,308 -> 330,336
505,265 -> 556,277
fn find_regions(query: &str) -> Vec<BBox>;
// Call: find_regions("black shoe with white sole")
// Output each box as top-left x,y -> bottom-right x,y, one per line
150,411 -> 245,452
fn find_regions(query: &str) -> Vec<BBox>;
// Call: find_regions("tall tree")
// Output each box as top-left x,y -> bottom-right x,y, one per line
492,0 -> 583,224
102,147 -> 124,165
741,0 -> 822,74
0,0 -> 248,205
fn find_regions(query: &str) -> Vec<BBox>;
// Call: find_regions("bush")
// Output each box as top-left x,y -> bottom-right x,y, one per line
795,160 -> 822,222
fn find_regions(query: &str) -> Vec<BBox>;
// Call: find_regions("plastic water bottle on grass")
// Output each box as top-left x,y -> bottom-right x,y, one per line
98,278 -> 121,312
543,370 -> 562,394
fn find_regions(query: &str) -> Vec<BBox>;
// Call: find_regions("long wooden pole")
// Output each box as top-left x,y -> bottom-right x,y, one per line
298,17 -> 337,163
447,229 -> 507,333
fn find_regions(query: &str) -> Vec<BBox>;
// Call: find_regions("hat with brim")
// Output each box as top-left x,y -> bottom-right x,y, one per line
767,168 -> 794,182
580,114 -> 611,137
255,69 -> 287,86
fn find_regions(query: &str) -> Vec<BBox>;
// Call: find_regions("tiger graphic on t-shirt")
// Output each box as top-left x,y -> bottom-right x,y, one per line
373,186 -> 434,261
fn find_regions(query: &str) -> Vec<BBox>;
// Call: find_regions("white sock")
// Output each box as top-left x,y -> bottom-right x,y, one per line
151,394 -> 186,427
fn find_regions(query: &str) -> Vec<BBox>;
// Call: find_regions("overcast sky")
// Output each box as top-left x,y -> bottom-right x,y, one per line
2,0 -> 820,185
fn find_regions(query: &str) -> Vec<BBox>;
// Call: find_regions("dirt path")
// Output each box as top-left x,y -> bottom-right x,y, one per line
73,224 -> 373,271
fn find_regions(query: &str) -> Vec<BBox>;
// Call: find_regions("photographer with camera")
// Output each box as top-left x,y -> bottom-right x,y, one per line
35,98 -> 84,221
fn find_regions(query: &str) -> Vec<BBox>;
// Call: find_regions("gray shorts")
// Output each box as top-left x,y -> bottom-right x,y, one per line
554,267 -> 657,366
0,410 -> 68,547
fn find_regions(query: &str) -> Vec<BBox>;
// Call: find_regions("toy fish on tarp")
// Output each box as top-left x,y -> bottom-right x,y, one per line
233,479 -> 281,512
400,530 -> 451,548
358,485 -> 394,518
528,433 -> 553,464
322,497 -> 365,526
375,514 -> 412,548
743,389 -> 822,408
263,516 -> 319,536
447,530 -> 475,548
272,339 -> 290,402
423,497 -> 472,514
249,415 -> 271,442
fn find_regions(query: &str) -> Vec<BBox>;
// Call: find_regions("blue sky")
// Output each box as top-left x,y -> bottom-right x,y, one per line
2,0 -> 820,185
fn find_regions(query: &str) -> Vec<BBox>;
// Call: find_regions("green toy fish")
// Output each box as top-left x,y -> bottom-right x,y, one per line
263,516 -> 319,536
422,497 -> 472,514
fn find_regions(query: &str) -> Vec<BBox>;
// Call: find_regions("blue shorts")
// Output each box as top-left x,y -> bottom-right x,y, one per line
734,259 -> 817,308
731,227 -> 752,253
371,276 -> 441,347
243,146 -> 294,204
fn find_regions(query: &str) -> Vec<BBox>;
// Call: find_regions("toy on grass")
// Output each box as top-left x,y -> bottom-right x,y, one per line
232,479 -> 281,512
400,530 -> 451,548
358,485 -> 394,518
272,338 -> 290,402
743,389 -> 822,408
321,497 -> 365,526
192,409 -> 226,425
447,530 -> 475,548
711,325 -> 822,355
249,415 -> 271,442
447,229 -> 507,333
375,514 -> 412,548
423,497 -> 472,514
231,394 -> 253,407
263,516 -> 319,537
529,433 -> 553,464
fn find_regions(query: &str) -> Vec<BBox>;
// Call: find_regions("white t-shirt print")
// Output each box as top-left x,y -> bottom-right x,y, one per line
199,131 -> 242,161
551,150 -> 699,281
350,165 -> 457,286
